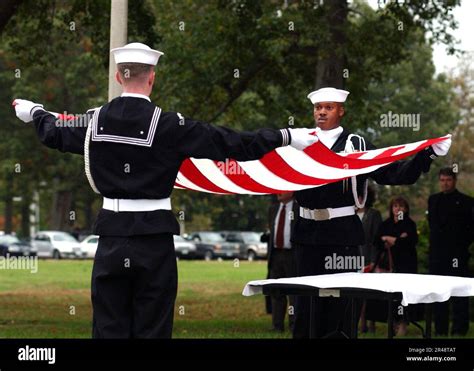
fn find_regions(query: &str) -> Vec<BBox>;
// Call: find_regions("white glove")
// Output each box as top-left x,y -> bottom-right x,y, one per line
431,135 -> 452,157
288,128 -> 319,151
12,99 -> 44,123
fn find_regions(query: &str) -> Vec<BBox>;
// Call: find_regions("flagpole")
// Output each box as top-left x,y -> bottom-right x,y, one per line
108,0 -> 128,101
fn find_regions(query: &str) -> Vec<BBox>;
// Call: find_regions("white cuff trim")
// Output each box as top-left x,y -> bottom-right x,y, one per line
280,128 -> 290,146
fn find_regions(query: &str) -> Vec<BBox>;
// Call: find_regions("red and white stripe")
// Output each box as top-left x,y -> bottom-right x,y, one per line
175,134 -> 451,194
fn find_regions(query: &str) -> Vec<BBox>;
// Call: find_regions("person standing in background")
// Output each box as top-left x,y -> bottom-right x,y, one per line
266,192 -> 298,332
376,196 -> 419,336
428,167 -> 474,336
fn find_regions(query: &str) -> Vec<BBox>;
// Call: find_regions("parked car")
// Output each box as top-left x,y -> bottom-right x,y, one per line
80,235 -> 99,259
32,231 -> 84,259
220,231 -> 268,261
173,235 -> 197,259
187,231 -> 240,260
0,234 -> 37,257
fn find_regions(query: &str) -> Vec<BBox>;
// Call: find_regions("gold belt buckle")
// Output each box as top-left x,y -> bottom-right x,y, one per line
314,208 -> 330,221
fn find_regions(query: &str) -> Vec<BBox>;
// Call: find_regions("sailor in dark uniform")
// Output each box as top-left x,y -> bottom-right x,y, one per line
13,42 -> 318,338
292,87 -> 452,338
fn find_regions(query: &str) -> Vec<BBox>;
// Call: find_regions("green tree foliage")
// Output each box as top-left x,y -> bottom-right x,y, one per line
0,0 -> 158,234
448,52 -> 474,191
0,0 -> 463,235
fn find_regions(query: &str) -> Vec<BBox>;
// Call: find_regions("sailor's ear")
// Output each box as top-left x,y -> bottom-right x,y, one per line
339,104 -> 345,117
115,71 -> 123,85
148,71 -> 155,87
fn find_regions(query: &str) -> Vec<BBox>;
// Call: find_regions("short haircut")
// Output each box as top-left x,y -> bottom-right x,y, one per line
117,63 -> 154,81
439,167 -> 457,180
315,102 -> 344,108
389,196 -> 410,219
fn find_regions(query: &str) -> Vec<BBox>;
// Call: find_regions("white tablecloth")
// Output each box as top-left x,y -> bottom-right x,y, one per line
242,272 -> 474,306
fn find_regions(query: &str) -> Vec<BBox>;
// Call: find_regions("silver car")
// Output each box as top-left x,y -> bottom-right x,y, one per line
80,235 -> 99,259
221,231 -> 268,261
188,231 -> 240,260
32,231 -> 84,259
173,235 -> 197,259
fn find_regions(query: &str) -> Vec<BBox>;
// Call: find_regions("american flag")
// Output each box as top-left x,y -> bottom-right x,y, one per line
174,135 -> 451,195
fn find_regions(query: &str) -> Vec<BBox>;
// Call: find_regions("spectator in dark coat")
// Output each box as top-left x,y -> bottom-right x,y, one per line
367,196 -> 420,336
263,192 -> 299,332
428,167 -> 474,336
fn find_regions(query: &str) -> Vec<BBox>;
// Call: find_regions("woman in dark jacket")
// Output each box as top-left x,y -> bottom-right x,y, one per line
367,196 -> 420,335
378,196 -> 418,275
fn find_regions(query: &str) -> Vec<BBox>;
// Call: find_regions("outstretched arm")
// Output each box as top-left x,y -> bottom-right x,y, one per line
370,147 -> 434,185
367,138 -> 451,185
166,113 -> 318,161
13,99 -> 91,155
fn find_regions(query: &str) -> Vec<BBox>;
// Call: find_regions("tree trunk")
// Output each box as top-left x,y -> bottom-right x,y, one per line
315,0 -> 348,89
83,193 -> 95,232
51,178 -> 73,231
20,182 -> 31,238
3,173 -> 13,234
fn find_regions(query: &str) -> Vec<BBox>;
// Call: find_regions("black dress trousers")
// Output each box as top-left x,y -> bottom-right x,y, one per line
292,244 -> 362,339
91,233 -> 177,338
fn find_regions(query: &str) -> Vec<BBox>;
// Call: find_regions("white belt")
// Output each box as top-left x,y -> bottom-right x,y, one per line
103,197 -> 171,212
299,206 -> 355,221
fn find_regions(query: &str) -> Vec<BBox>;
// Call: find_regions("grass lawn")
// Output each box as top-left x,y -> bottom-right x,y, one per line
0,259 -> 472,339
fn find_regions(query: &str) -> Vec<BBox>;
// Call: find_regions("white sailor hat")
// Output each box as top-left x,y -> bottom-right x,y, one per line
307,87 -> 350,104
111,42 -> 164,66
